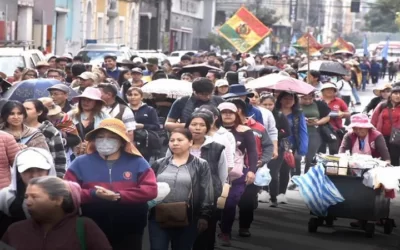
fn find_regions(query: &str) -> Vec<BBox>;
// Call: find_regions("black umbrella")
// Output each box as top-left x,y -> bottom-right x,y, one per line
298,60 -> 348,76
180,64 -> 222,77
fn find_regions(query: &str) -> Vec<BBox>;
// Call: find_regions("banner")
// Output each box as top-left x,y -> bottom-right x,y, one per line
218,7 -> 272,53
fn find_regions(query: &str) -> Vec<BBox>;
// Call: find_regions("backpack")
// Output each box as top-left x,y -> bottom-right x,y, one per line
134,129 -> 162,157
229,146 -> 245,182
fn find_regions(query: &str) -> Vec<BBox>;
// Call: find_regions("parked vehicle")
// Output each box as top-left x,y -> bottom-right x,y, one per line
0,47 -> 45,77
77,43 -> 132,66
167,50 -> 198,65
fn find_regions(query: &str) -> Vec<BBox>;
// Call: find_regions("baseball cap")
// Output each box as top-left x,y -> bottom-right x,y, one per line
47,83 -> 70,94
16,148 -> 54,173
218,102 -> 238,112
146,57 -> 159,66
215,79 -> 229,87
131,67 -> 143,74
78,71 -> 96,81
133,57 -> 143,64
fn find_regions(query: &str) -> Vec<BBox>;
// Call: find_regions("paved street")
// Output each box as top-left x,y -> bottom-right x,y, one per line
143,83 -> 400,250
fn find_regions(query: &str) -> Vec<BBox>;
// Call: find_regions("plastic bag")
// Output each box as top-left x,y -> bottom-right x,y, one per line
254,165 -> 271,187
147,182 -> 171,209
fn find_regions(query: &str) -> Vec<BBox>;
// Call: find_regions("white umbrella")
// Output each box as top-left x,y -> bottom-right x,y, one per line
141,79 -> 192,99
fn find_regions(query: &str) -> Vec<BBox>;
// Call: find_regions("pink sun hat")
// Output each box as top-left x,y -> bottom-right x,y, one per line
72,87 -> 105,103
349,113 -> 374,129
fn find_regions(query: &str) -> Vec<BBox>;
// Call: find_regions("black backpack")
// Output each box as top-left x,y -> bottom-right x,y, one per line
134,129 -> 162,157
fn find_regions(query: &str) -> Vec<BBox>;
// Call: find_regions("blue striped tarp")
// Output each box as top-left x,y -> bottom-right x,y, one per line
292,163 -> 345,216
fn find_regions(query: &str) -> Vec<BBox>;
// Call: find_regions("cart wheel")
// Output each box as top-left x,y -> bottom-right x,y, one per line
325,217 -> 334,227
308,218 -> 319,233
365,223 -> 375,238
384,219 -> 394,235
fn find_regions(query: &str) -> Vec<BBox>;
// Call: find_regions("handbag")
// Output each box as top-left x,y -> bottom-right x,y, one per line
155,188 -> 192,228
388,108 -> 400,146
282,138 -> 295,168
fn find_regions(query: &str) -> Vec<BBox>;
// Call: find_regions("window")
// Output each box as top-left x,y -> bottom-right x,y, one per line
0,56 -> 25,76
31,53 -> 40,63
98,16 -> 104,40
119,20 -> 124,44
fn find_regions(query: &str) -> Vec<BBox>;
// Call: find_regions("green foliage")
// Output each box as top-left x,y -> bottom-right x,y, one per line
363,0 -> 400,32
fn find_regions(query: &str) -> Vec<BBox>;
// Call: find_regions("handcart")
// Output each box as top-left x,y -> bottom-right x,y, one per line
308,155 -> 394,238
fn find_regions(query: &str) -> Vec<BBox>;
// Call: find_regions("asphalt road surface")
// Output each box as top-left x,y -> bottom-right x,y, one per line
143,82 -> 400,250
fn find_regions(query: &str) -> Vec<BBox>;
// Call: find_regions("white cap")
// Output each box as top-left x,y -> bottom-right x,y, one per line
215,79 -> 229,87
320,82 -> 337,91
16,148 -> 54,173
133,57 -> 143,64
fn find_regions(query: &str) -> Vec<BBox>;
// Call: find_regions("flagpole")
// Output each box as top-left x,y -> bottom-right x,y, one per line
307,32 -> 310,85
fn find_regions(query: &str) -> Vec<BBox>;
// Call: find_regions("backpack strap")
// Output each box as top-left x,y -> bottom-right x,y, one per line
114,104 -> 127,121
76,217 -> 87,250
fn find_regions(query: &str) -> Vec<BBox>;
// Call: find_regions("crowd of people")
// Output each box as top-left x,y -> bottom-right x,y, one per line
0,50 -> 398,250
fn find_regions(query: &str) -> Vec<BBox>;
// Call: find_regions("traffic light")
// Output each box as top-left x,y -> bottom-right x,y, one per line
351,0 -> 360,13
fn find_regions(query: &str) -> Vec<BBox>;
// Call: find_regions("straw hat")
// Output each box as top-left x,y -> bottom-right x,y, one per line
38,97 -> 62,116
85,118 -> 142,156
373,83 -> 392,96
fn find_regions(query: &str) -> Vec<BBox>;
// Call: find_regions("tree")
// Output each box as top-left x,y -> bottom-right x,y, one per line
363,0 -> 400,32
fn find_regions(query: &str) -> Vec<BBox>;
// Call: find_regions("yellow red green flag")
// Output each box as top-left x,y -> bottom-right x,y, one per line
292,33 -> 323,54
331,37 -> 354,53
218,7 -> 272,53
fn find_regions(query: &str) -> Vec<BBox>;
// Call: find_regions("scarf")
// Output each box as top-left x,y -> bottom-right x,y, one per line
351,133 -> 371,155
53,113 -> 79,136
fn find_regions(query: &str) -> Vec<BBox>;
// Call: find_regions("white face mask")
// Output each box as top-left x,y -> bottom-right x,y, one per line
95,138 -> 121,156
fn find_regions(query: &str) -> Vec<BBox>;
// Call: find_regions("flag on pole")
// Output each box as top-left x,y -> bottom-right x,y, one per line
218,7 -> 272,53
362,34 -> 369,57
292,33 -> 323,54
331,37 -> 354,53
288,34 -> 297,56
381,36 -> 390,59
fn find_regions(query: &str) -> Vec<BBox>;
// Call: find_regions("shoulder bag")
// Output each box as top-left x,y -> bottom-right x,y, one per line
388,108 -> 400,146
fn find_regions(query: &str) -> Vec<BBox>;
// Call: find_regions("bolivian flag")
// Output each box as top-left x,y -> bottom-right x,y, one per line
218,7 -> 272,53
331,37 -> 354,53
292,33 -> 323,54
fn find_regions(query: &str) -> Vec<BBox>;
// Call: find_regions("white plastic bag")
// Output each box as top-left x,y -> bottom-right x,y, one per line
147,182 -> 171,209
254,165 -> 271,187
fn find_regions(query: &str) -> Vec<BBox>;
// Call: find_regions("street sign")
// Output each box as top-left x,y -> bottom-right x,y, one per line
0,0 -> 18,21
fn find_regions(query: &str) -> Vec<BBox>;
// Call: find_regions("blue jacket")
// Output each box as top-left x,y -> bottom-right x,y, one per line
370,62 -> 381,74
106,68 -> 121,80
286,112 -> 308,156
65,152 -> 157,236
246,104 -> 264,125
132,103 -> 160,131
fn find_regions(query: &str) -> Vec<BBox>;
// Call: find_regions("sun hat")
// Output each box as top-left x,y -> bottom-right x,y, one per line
373,83 -> 392,96
349,113 -> 374,129
320,82 -> 337,92
222,84 -> 255,99
16,147 -> 54,173
146,57 -> 159,66
38,97 -> 62,116
78,72 -> 96,81
215,79 -> 229,88
218,102 -> 238,113
35,61 -> 50,68
391,83 -> 400,93
85,118 -> 142,156
72,87 -> 105,103
47,83 -> 70,94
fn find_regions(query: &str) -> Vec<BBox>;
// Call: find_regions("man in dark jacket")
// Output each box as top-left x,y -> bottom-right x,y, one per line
165,78 -> 224,131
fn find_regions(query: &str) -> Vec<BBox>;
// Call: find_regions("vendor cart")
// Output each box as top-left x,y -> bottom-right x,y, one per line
307,158 -> 394,238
